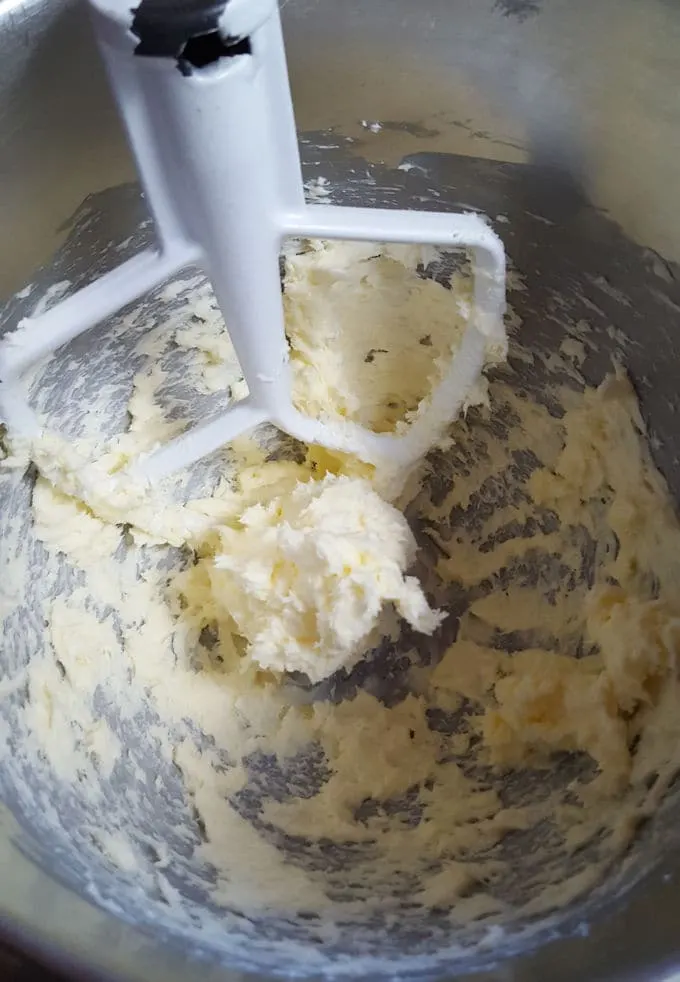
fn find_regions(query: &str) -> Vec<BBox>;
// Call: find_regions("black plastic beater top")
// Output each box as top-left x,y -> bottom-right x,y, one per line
131,0 -> 251,74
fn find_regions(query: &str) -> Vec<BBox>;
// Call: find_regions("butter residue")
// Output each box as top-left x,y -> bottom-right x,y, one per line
285,240 -> 502,433
1,238 -> 680,974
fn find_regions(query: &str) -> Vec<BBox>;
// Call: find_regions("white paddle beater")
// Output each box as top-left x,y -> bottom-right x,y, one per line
0,0 -> 506,482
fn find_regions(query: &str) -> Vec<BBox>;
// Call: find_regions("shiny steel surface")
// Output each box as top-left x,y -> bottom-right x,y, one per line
2,0 -> 680,979
2,0 -> 680,302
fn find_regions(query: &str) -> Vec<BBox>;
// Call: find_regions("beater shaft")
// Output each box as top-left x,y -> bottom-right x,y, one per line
0,0 -> 506,483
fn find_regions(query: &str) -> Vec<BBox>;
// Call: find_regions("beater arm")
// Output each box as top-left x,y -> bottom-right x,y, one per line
0,0 -> 506,482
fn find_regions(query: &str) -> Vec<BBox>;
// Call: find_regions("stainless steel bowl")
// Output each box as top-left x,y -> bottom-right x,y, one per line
2,1 -> 680,979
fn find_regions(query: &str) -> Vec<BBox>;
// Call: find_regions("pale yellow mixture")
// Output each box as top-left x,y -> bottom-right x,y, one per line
0,240 -> 679,970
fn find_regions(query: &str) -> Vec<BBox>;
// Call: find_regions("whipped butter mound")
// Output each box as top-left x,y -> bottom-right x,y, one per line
209,473 -> 445,681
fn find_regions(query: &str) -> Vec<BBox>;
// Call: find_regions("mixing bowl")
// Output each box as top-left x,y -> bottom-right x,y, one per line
2,1 -> 680,980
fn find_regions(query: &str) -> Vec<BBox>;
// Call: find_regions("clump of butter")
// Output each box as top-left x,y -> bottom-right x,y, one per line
208,473 -> 445,681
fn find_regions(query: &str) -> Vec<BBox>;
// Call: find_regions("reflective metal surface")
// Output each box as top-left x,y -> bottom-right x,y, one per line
3,0 -> 680,302
2,0 -> 680,979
